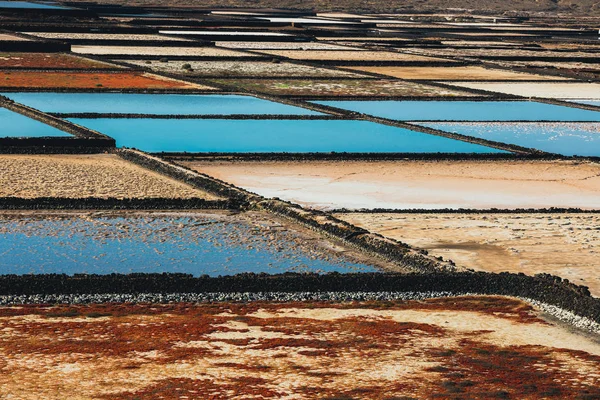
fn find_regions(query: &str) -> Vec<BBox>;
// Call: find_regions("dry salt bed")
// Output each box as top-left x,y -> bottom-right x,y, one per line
0,211 -> 378,275
71,46 -> 259,57
21,32 -> 195,42
338,213 -> 600,296
345,65 -> 565,80
316,36 -> 412,41
247,49 -> 447,62
254,17 -> 357,24
0,154 -> 214,200
159,30 -> 294,38
215,41 -> 362,50
448,82 -> 600,99
118,59 -> 364,78
180,160 -> 600,211
1,297 -> 599,399
208,78 -> 482,97
419,122 -> 600,157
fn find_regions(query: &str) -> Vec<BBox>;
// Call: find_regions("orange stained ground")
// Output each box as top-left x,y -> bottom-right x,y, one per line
0,296 -> 599,399
0,71 -> 202,89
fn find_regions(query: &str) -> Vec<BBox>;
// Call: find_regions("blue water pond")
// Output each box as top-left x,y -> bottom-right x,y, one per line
418,122 -> 600,157
67,118 -> 508,153
0,107 -> 71,138
0,1 -> 69,9
0,213 -> 375,276
314,100 -> 600,122
2,93 -> 322,116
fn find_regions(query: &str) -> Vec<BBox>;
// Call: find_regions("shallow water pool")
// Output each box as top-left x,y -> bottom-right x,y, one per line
0,107 -> 71,138
67,118 -> 508,153
2,93 -> 321,116
0,212 -> 375,276
314,100 -> 600,122
0,1 -> 68,9
418,122 -> 600,156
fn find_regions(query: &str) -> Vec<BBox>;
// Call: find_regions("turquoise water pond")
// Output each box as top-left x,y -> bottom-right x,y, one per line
0,107 -> 71,138
314,100 -> 600,122
2,93 -> 322,116
67,118 -> 507,153
0,1 -> 68,9
419,122 -> 600,157
0,213 -> 375,276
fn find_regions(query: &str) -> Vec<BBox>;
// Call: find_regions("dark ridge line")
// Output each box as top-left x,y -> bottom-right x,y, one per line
0,137 -> 113,153
332,208 -> 600,214
52,113 -> 343,120
0,197 -> 234,210
0,272 -> 596,324
407,120 -> 600,123
531,97 -> 600,113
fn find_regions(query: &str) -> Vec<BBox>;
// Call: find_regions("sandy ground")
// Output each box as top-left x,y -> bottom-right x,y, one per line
0,155 -> 217,199
21,32 -> 194,41
345,65 -> 564,80
406,47 -> 600,59
215,41 -> 362,50
208,78 -> 480,96
338,213 -> 600,296
71,46 -> 259,57
121,59 -> 363,77
182,160 -> 600,211
0,297 -> 598,399
0,33 -> 28,41
448,82 -> 600,99
251,49 -> 447,62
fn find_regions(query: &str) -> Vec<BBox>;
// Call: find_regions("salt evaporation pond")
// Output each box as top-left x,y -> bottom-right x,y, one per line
67,118 -> 507,153
0,212 -> 376,276
0,107 -> 71,138
1,93 -> 321,115
0,1 -> 69,9
418,122 -> 600,157
568,100 -> 600,107
314,100 -> 600,121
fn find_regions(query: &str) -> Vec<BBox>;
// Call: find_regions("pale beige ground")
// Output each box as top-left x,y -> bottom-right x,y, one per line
21,32 -> 194,41
448,82 -> 600,99
251,49 -> 448,62
406,47 -> 600,59
183,160 -> 600,210
71,46 -> 260,57
0,33 -> 28,41
345,65 -> 564,80
215,41 -> 362,50
338,213 -> 600,296
0,154 -> 218,199
0,297 -> 598,399
120,59 -> 363,77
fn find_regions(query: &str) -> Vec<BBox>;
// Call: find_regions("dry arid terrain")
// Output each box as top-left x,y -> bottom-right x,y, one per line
1,296 -> 599,399
121,59 -> 363,78
344,65 -> 561,80
338,213 -> 600,296
208,78 -> 480,96
249,49 -> 446,62
184,160 -> 600,210
0,154 -> 217,199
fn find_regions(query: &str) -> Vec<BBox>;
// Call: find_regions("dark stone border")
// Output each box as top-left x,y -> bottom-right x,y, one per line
0,197 -> 233,210
51,113 -> 343,120
0,272 -> 596,322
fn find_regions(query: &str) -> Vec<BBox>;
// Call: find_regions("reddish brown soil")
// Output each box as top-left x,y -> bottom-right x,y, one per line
1,296 -> 599,399
0,52 -> 117,69
0,71 -> 201,89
